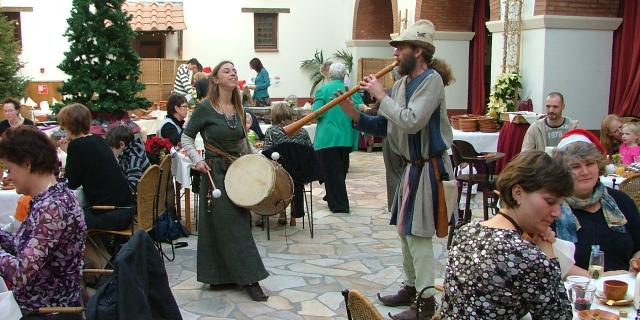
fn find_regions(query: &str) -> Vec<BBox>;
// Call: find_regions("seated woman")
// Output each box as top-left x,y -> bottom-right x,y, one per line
601,114 -> 624,155
554,132 -> 640,274
440,151 -> 573,319
57,103 -> 134,231
0,126 -> 85,313
105,125 -> 150,193
159,94 -> 188,146
263,102 -> 312,226
0,97 -> 35,136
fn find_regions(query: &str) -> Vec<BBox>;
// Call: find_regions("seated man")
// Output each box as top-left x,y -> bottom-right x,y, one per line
105,125 -> 151,193
521,92 -> 579,151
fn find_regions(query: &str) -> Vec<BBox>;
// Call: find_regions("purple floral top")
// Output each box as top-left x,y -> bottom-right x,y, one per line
0,181 -> 86,312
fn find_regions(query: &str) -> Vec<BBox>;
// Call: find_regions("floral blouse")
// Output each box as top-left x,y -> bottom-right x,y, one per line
439,223 -> 572,319
0,181 -> 86,312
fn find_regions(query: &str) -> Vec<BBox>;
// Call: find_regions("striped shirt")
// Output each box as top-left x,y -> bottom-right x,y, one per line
119,137 -> 151,193
173,64 -> 193,99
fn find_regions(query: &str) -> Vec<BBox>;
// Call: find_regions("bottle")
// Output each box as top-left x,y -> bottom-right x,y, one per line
247,130 -> 257,147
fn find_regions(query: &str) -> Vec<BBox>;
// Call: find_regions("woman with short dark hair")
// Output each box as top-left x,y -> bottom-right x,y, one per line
0,97 -> 35,135
159,94 -> 188,146
0,126 -> 85,314
57,103 -> 134,230
440,150 -> 574,319
105,125 -> 150,193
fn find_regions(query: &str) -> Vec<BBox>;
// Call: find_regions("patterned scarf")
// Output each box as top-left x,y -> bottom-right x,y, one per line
556,182 -> 627,243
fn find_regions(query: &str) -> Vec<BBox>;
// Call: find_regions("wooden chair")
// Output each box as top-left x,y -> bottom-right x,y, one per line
157,156 -> 179,261
341,289 -> 384,320
448,140 -> 504,248
618,174 -> 640,208
37,269 -> 114,318
87,165 -> 160,262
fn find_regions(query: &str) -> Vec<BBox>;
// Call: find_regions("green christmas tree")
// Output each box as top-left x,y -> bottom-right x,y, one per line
0,14 -> 27,98
55,0 -> 149,114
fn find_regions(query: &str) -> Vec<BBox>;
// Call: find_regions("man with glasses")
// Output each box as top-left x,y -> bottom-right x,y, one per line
522,92 -> 579,151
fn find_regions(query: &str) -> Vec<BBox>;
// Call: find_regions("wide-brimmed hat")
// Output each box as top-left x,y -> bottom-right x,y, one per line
390,20 -> 436,54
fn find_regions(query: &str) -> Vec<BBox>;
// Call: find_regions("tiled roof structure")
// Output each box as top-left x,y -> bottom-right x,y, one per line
122,1 -> 186,32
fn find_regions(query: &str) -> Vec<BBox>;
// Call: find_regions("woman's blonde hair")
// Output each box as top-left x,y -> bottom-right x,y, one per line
600,114 -> 622,154
193,71 -> 208,82
270,102 -> 295,127
207,60 -> 245,125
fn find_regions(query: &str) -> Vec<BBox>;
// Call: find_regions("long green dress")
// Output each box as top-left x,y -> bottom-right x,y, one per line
183,99 -> 269,285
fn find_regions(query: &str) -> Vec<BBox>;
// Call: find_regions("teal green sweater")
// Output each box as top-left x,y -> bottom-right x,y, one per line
312,79 -> 362,151
253,68 -> 270,100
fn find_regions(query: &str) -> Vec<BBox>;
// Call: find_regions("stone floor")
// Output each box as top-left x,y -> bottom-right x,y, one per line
165,151 -> 482,320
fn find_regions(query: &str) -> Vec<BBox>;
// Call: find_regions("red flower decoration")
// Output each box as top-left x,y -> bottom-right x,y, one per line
145,136 -> 173,160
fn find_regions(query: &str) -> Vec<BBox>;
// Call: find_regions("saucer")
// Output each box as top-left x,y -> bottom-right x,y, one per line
595,291 -> 633,306
578,309 -> 620,320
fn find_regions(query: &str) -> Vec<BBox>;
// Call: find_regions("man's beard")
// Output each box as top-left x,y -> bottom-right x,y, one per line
398,53 -> 417,76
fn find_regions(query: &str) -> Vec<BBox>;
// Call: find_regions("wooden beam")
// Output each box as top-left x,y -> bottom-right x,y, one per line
0,7 -> 33,12
241,8 -> 290,14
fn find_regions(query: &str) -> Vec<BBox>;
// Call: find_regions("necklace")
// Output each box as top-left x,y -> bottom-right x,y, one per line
223,112 -> 237,129
497,211 -> 523,235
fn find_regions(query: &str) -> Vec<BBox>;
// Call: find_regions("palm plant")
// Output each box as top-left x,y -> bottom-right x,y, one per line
300,49 -> 326,95
332,49 -> 353,74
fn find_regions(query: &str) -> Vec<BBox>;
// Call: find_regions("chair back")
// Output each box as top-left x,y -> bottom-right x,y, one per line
136,165 -> 161,230
341,289 -> 384,320
158,156 -> 172,214
452,140 -> 480,158
619,174 -> 640,208
262,142 -> 321,184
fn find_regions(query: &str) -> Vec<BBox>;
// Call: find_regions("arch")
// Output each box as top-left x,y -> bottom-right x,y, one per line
352,0 -> 397,40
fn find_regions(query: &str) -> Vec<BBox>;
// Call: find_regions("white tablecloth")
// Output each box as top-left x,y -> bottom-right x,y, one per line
133,110 -> 166,136
452,129 -> 499,153
171,153 -> 193,189
0,189 -> 20,220
570,273 -> 637,319
600,175 -> 627,189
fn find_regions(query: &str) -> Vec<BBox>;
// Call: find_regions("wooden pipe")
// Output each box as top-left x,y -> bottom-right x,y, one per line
283,61 -> 399,136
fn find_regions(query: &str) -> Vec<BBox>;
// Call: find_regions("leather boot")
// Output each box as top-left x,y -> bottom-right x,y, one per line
243,283 -> 268,301
377,285 -> 416,306
389,296 -> 435,320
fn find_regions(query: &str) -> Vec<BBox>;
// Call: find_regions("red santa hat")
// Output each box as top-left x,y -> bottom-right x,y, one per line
556,128 -> 607,155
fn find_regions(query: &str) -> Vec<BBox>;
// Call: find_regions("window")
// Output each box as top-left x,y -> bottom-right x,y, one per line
1,12 -> 22,48
254,13 -> 278,51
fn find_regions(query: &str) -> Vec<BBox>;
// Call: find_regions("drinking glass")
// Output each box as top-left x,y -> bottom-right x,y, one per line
565,276 -> 590,301
588,250 -> 605,280
569,283 -> 596,311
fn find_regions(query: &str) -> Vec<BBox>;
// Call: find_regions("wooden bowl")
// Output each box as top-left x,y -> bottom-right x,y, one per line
603,280 -> 628,301
578,309 -> 619,320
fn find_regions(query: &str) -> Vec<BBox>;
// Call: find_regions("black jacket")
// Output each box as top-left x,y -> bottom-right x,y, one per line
86,231 -> 182,320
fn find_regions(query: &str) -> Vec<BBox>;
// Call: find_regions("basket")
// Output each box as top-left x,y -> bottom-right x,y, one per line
478,116 -> 498,133
459,118 -> 478,132
450,115 -> 461,130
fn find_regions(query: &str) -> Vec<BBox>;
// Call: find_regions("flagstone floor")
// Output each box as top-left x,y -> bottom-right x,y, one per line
166,151 -> 483,320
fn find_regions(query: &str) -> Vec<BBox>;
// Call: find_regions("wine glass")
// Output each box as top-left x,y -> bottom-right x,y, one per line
569,283 -> 596,311
588,250 -> 605,280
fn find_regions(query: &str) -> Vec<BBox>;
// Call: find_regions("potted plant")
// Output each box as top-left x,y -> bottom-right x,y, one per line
486,72 -> 522,119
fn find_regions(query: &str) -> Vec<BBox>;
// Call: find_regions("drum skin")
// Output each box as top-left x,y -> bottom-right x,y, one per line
225,154 -> 293,216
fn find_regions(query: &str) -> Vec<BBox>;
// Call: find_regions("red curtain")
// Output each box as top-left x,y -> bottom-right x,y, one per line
468,0 -> 487,115
609,0 -> 640,116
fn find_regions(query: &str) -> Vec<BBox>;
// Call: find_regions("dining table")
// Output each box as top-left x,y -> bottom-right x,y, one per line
569,273 -> 637,319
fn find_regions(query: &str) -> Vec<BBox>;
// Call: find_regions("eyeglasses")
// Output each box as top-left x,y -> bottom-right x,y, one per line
179,104 -> 188,108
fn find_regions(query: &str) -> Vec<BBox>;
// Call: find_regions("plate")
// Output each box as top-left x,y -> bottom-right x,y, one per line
595,291 -> 633,306
578,309 -> 620,320
1,185 -> 15,190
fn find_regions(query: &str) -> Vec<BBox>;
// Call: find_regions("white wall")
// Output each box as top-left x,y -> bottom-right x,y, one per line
542,29 -> 615,130
11,0 -> 71,81
434,38 -> 471,109
181,0 -> 353,99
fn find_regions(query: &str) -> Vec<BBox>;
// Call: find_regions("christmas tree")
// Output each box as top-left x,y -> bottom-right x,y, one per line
0,14 -> 27,98
55,0 -> 149,113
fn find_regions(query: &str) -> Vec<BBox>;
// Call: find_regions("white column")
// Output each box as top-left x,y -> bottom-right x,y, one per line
487,15 -> 621,129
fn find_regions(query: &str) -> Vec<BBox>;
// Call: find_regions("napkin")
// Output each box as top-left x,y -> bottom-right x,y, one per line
553,238 -> 576,278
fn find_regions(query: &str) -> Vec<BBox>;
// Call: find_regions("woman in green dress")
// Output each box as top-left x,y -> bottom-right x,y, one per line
181,61 -> 269,301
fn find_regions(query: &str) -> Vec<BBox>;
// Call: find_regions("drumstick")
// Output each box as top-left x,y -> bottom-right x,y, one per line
205,170 -> 222,198
92,205 -> 133,210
